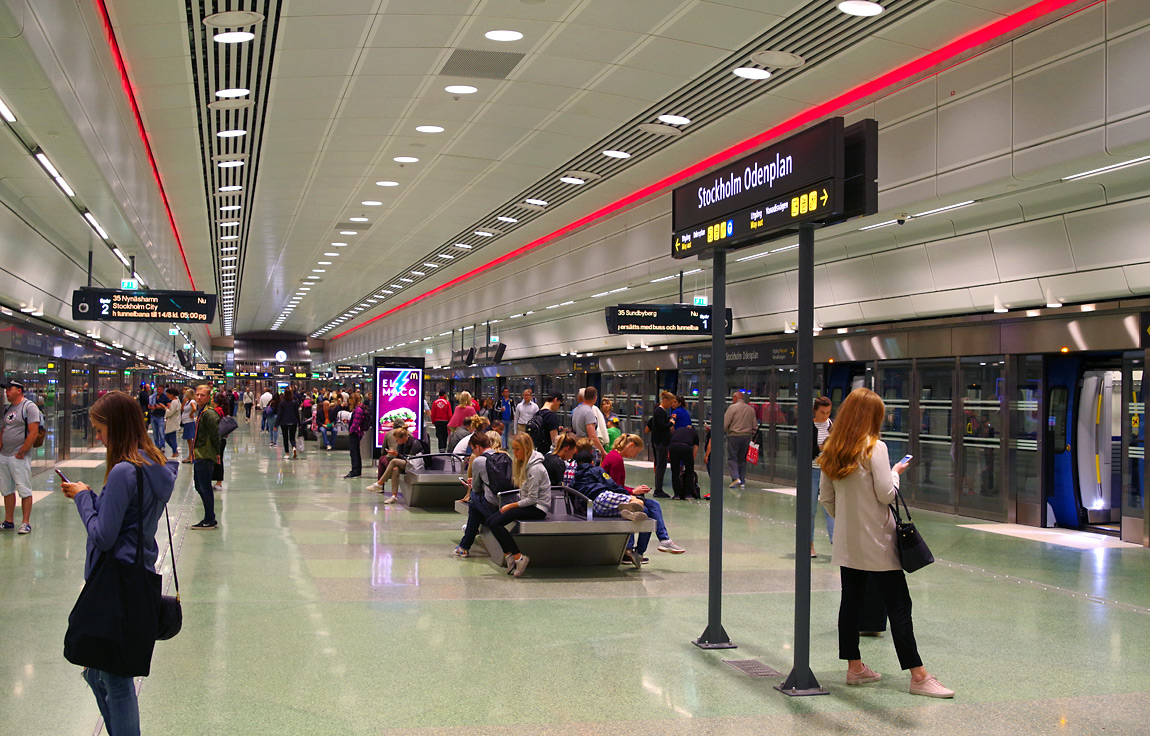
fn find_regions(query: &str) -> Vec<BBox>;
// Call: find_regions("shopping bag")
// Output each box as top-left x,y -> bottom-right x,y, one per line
746,441 -> 760,465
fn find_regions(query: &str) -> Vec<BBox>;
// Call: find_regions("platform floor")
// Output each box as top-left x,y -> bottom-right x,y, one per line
3,421 -> 1148,735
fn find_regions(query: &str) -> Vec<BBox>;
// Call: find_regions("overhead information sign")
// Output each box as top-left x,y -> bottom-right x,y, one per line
72,288 -> 217,323
671,118 -> 845,259
605,304 -> 732,335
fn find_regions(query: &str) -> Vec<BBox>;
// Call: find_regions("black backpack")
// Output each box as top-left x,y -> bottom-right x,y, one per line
526,409 -> 550,452
485,452 -> 514,494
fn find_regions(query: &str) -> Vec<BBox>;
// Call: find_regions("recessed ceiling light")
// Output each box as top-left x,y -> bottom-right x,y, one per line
602,150 -> 631,159
444,85 -> 477,95
657,114 -> 691,125
474,230 -> 494,237
361,200 -> 382,206
216,129 -> 246,138
638,123 -> 682,137
524,198 -> 547,206
750,50 -> 805,68
215,88 -> 249,98
393,156 -> 419,163
376,180 -> 399,187
423,262 -> 439,268
454,243 -> 472,249
390,284 -> 403,289
339,231 -> 357,235
560,176 -> 585,185
331,242 -> 347,247
217,160 -> 245,168
411,271 -> 425,276
324,252 -> 339,257
312,269 -> 326,273
220,235 -> 239,240
307,275 -> 321,280
438,254 -> 454,259
485,30 -> 523,42
318,261 -> 332,265
349,217 -> 368,222
213,31 -> 255,44
416,125 -> 444,133
220,256 -> 237,261
838,0 -> 884,16
219,185 -> 242,192
733,67 -> 771,80
220,205 -> 241,211
220,221 -> 240,227
497,216 -> 518,223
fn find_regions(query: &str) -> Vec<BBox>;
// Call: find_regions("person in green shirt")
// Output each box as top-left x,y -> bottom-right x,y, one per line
606,416 -> 622,452
191,384 -> 221,529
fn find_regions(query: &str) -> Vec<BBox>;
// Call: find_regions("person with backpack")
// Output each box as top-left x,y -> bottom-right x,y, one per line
368,423 -> 419,501
482,433 -> 551,577
190,384 -> 221,529
453,431 -> 511,558
0,381 -> 41,534
669,421 -> 700,500
344,393 -> 368,478
526,392 -> 563,455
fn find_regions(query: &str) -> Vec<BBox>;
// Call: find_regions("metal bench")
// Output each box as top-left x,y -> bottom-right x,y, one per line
396,453 -> 470,508
455,485 -> 656,568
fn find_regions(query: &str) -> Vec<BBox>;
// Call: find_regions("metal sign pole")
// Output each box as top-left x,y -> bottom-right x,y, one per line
695,248 -> 735,650
777,223 -> 828,696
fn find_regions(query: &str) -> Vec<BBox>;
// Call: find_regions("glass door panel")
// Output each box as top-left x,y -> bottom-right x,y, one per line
69,364 -> 94,453
958,357 -> 1006,520
746,367 -> 772,476
1009,356 -> 1044,526
772,366 -> 798,484
877,361 -> 912,479
1122,356 -> 1144,543
916,360 -> 955,509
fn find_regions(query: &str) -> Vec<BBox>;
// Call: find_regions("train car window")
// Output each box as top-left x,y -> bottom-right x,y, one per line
1049,387 -> 1068,454
831,387 -> 843,405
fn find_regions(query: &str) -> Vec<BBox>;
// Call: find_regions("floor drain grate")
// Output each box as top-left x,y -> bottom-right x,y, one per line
723,660 -> 783,678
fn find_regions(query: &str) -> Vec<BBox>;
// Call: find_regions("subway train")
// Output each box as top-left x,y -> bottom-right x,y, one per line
410,299 -> 1147,545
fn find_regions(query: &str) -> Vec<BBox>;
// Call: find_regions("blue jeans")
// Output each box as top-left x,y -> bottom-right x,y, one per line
813,480 -> 835,543
82,667 -> 139,736
502,422 -> 512,449
193,458 -> 215,523
260,411 -> 269,431
269,422 -> 279,446
459,495 -> 497,550
164,431 -> 178,454
628,497 -> 669,554
319,426 -> 336,448
150,415 -> 165,449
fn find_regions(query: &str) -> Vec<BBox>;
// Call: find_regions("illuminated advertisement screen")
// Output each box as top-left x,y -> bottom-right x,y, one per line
375,367 -> 423,449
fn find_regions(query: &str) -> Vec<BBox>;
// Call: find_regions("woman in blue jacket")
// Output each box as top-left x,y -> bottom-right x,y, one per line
61,391 -> 178,736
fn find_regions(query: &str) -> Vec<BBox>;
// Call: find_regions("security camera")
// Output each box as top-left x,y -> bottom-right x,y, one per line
896,213 -> 909,225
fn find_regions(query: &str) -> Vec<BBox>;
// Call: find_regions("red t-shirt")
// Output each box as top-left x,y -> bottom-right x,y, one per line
601,450 -> 629,492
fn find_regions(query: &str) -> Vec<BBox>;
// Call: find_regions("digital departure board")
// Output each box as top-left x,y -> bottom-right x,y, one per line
671,118 -> 846,259
605,304 -> 732,335
72,288 -> 217,323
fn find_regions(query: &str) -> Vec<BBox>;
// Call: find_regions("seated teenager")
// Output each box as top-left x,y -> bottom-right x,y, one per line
452,415 -> 490,456
483,433 -> 551,577
367,423 -> 419,502
570,440 -> 648,522
454,432 -> 499,558
543,435 -> 578,487
602,434 -> 687,559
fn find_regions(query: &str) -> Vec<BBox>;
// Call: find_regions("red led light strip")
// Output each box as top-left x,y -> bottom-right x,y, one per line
93,0 -> 198,297
327,0 -> 1079,340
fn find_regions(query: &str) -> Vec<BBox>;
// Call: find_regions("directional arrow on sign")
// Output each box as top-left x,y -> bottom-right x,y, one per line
820,189 -> 828,207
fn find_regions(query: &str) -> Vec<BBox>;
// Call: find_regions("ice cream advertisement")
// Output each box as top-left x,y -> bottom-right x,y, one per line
375,367 -> 422,448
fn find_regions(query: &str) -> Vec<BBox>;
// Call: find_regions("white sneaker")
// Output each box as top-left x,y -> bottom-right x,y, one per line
283,454 -> 290,460
658,539 -> 686,554
365,482 -> 382,491
910,674 -> 954,698
382,495 -> 398,504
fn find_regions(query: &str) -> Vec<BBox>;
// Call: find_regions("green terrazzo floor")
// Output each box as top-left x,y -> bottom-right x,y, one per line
3,420 -> 1148,735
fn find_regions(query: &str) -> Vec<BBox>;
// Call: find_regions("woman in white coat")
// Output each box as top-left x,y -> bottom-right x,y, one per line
819,387 -> 953,699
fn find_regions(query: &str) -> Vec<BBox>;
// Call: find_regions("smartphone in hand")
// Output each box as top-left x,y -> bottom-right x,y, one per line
899,454 -> 913,465
55,468 -> 71,484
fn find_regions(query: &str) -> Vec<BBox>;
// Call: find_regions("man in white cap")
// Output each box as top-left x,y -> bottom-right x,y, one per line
1,381 -> 40,534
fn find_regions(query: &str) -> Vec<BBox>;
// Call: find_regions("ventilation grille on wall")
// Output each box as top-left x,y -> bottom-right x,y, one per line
439,48 -> 526,80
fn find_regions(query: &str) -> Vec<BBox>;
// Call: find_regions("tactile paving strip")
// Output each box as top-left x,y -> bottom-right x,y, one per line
723,660 -> 783,678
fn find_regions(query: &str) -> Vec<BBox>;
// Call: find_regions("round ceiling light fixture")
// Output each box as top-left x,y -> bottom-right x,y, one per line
657,114 -> 691,125
361,200 -> 382,206
444,85 -> 477,95
560,176 -> 585,185
602,150 -> 632,159
750,50 -> 805,68
560,170 -> 599,185
838,1 -> 884,16
217,160 -> 244,168
213,31 -> 255,44
638,123 -> 682,137
203,10 -> 265,27
733,67 -> 771,80
524,198 -> 548,206
349,216 -> 369,222
415,125 -> 444,133
218,185 -> 242,192
393,156 -> 419,163
214,88 -> 250,98
339,230 -> 357,235
485,30 -> 523,42
216,129 -> 247,138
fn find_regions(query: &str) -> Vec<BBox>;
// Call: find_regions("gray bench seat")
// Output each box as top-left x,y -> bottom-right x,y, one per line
396,454 -> 469,508
455,486 -> 655,568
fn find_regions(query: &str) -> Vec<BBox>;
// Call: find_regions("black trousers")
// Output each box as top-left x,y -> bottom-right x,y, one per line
838,567 -> 921,670
652,442 -> 669,493
348,432 -> 362,475
669,445 -> 695,498
486,506 -> 546,557
281,424 -> 298,454
212,438 -> 226,482
434,421 -> 449,452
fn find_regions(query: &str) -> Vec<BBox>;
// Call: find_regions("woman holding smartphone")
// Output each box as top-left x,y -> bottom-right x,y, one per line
60,391 -> 178,735
818,387 -> 953,698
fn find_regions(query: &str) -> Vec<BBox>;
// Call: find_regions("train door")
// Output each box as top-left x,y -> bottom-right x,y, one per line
877,361 -> 912,490
1121,354 -> 1145,544
914,359 -> 956,512
771,366 -> 798,484
1008,356 -> 1044,527
825,361 -> 868,406
957,357 -> 1007,521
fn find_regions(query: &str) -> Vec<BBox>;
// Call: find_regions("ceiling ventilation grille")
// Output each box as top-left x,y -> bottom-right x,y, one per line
318,0 -> 938,337
439,48 -> 526,80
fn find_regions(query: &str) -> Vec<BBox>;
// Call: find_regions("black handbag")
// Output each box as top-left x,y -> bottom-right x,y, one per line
157,474 -> 182,641
890,490 -> 934,573
64,466 -> 161,677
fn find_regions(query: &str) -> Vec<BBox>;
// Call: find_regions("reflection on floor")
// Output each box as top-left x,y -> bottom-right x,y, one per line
958,523 -> 1140,549
2,422 -> 1147,735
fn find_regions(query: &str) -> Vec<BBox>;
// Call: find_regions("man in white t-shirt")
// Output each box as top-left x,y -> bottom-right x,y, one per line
0,381 -> 40,534
513,389 -> 538,434
258,388 -> 273,430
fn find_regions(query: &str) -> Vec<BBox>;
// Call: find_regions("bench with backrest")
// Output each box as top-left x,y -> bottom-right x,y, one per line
454,485 -> 656,568
397,453 -> 470,508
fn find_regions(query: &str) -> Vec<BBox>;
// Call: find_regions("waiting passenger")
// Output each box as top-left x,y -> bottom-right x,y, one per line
819,387 -> 953,698
668,421 -> 700,500
513,388 -> 538,435
368,423 -> 418,502
483,433 -> 551,577
162,388 -> 182,459
454,432 -> 500,558
602,434 -> 686,559
570,443 -> 651,568
179,388 -> 197,463
447,391 -> 477,434
527,392 -> 563,454
572,387 -> 607,457
543,434 -> 578,487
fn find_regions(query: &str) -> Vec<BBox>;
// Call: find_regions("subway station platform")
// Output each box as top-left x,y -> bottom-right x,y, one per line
3,419 -> 1148,735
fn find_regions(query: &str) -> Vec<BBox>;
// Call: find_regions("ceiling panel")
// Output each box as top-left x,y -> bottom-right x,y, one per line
658,2 -> 786,50
540,24 -> 645,64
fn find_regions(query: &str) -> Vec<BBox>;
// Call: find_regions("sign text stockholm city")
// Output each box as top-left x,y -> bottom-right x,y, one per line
72,288 -> 217,323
